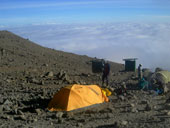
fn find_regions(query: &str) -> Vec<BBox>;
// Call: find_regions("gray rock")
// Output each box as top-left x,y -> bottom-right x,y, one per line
77,123 -> 83,127
133,95 -> 137,99
153,105 -> 157,110
50,122 -> 53,126
166,111 -> 170,116
19,115 -> 26,121
130,103 -> 135,107
2,115 -> 11,120
107,107 -> 115,112
131,108 -> 138,113
119,95 -> 125,101
32,78 -> 39,83
33,118 -> 38,122
164,85 -> 169,93
43,64 -> 48,67
145,104 -> 152,111
3,99 -> 12,105
107,113 -> 113,118
3,105 -> 11,111
141,100 -> 148,104
0,105 -> 4,113
56,112 -> 64,118
41,80 -> 45,85
121,120 -> 128,126
46,71 -> 54,77
109,87 -> 115,92
0,95 -> 3,104
6,79 -> 11,83
58,117 -> 64,123
35,109 -> 41,115
14,108 -> 18,114
18,110 -> 24,115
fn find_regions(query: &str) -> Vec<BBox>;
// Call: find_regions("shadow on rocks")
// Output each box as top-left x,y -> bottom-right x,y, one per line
97,123 -> 118,128
21,98 -> 51,113
126,83 -> 139,91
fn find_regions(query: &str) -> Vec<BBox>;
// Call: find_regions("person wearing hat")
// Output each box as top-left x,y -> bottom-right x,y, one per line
138,64 -> 143,81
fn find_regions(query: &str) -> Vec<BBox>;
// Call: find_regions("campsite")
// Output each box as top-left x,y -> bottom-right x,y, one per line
1,31 -> 170,128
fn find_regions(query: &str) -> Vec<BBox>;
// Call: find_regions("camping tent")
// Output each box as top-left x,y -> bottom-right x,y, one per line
48,84 -> 109,111
153,70 -> 170,84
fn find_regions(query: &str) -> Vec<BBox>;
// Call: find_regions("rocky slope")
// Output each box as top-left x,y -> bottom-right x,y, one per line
1,30 -> 170,128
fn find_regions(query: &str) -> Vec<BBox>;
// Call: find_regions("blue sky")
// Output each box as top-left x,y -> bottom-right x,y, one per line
1,0 -> 170,26
1,0 -> 170,70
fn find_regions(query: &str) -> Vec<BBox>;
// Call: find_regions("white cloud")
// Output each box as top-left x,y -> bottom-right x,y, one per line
6,22 -> 170,70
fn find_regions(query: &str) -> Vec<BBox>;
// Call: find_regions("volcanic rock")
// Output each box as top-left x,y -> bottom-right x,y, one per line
56,112 -> 64,118
0,105 -> 4,113
145,104 -> 152,111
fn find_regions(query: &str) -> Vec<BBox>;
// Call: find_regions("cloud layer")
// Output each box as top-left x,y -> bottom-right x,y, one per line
3,22 -> 170,70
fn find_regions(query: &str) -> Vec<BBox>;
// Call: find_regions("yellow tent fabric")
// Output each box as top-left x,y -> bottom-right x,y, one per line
102,88 -> 112,96
48,84 -> 109,111
155,70 -> 170,84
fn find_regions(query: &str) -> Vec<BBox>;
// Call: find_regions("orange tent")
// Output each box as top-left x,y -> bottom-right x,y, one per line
48,84 -> 109,111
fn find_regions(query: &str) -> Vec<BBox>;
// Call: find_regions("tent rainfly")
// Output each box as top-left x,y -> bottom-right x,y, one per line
48,84 -> 109,111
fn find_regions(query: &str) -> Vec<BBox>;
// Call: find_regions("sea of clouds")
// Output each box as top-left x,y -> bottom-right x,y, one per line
1,22 -> 170,70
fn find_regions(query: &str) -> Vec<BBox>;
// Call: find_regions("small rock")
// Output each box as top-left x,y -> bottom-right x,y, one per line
119,95 -> 125,101
35,109 -> 41,115
153,105 -> 157,110
113,121 -> 119,127
145,104 -> 152,111
41,81 -> 45,85
121,120 -> 128,126
77,123 -> 83,127
14,108 -> 18,114
1,115 -> 11,120
131,108 -> 138,113
3,99 -> 12,105
3,105 -> 11,111
0,105 -> 4,113
141,100 -> 148,104
0,95 -> 3,104
56,112 -> 64,118
133,95 -> 137,99
107,113 -> 113,118
43,64 -> 48,67
34,118 -> 38,122
107,107 -> 115,112
109,87 -> 115,92
166,111 -> 170,116
46,71 -> 54,77
50,122 -> 53,125
130,103 -> 135,107
164,85 -> 169,93
6,79 -> 11,83
79,119 -> 86,123
20,115 -> 26,121
58,118 -> 64,123
18,110 -> 24,115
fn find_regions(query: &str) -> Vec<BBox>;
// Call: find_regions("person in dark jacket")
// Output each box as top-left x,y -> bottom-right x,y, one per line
138,64 -> 143,81
102,61 -> 110,86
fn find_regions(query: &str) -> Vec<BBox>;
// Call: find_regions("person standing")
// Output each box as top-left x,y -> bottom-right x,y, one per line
138,64 -> 143,81
102,61 -> 110,86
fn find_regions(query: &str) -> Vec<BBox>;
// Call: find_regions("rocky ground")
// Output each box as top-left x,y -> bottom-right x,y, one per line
1,31 -> 170,128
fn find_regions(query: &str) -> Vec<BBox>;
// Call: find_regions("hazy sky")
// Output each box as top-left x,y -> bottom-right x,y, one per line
0,0 -> 170,26
0,0 -> 170,70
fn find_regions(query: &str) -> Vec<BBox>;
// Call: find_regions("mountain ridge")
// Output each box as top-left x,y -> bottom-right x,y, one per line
0,30 -> 123,74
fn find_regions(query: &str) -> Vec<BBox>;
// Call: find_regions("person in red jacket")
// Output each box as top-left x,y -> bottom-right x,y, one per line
102,61 -> 110,86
